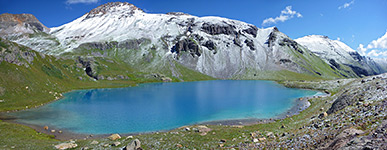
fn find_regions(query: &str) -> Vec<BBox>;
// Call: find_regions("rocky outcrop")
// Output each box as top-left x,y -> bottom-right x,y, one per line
242,25 -> 258,38
0,38 -> 36,67
77,57 -> 98,80
327,74 -> 387,114
202,40 -> 216,51
244,39 -> 255,50
280,38 -> 303,54
171,38 -> 201,58
201,22 -> 236,36
0,13 -> 49,36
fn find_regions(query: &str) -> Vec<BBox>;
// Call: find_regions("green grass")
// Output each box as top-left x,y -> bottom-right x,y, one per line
0,120 -> 57,149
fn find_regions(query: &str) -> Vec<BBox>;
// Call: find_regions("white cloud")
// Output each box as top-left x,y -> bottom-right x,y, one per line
367,31 -> 387,49
66,0 -> 99,4
338,0 -> 355,10
262,6 -> 302,26
367,50 -> 387,57
357,30 -> 387,58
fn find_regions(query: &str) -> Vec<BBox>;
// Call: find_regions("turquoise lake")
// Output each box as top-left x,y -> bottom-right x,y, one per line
10,80 -> 320,134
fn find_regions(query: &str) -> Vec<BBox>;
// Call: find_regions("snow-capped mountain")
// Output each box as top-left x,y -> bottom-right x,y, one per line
41,2 -> 341,79
2,2 -> 381,79
295,35 -> 383,77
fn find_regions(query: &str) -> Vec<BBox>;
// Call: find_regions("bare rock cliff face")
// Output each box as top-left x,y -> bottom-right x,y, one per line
0,13 -> 49,36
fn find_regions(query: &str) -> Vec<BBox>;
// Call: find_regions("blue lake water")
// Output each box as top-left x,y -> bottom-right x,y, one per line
10,80 -> 320,134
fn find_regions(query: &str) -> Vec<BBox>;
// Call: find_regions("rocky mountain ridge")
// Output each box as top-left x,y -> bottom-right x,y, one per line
0,13 -> 49,36
0,2 -> 385,80
296,35 -> 383,77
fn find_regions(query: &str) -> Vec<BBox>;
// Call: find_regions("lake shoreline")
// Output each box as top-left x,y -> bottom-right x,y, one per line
0,91 -> 327,141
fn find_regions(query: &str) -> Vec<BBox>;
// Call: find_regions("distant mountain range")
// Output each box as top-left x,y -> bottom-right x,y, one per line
1,2 -> 385,80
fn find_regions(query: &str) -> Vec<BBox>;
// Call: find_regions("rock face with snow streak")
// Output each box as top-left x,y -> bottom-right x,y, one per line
295,35 -> 383,77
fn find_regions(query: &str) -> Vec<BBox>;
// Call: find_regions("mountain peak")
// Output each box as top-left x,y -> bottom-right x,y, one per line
0,13 -> 49,35
85,2 -> 143,19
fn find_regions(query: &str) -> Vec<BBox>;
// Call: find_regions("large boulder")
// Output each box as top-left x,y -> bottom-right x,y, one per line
108,133 -> 121,140
124,139 -> 141,150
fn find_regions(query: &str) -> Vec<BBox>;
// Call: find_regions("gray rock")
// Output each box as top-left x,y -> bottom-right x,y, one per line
171,38 -> 201,58
201,22 -> 236,36
124,139 -> 141,150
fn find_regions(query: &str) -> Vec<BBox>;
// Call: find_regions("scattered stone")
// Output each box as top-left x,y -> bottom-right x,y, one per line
219,144 -> 224,147
54,142 -> 77,150
282,132 -> 287,137
184,127 -> 190,131
112,142 -> 121,147
281,125 -> 286,129
90,140 -> 99,145
258,137 -> 266,141
0,100 -> 4,103
81,147 -> 89,150
220,139 -> 227,143
51,130 -> 55,133
200,132 -> 207,136
44,126 -> 48,130
252,138 -> 259,143
58,130 -> 62,133
161,77 -> 172,82
363,103 -> 369,107
108,134 -> 121,140
176,144 -> 183,148
197,125 -> 212,133
124,139 -> 141,150
103,144 -> 109,147
126,136 -> 133,139
319,112 -> 328,118
231,125 -> 244,128
250,132 -> 256,137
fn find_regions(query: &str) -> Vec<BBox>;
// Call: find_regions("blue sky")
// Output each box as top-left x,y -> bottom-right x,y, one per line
1,0 -> 387,57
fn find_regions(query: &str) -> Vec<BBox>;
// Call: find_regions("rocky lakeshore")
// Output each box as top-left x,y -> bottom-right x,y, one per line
8,73 -> 383,150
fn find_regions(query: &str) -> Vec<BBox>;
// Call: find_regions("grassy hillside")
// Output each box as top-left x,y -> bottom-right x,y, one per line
0,39 -> 213,112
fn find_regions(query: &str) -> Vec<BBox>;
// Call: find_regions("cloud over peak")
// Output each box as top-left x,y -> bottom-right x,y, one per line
262,6 -> 302,26
357,30 -> 387,57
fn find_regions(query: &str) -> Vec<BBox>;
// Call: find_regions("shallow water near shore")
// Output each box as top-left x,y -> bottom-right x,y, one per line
8,80 -> 321,134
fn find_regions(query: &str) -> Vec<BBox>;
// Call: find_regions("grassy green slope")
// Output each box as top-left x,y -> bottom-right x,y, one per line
0,39 -> 212,112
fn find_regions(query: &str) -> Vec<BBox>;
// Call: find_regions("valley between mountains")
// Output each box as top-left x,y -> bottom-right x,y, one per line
0,2 -> 386,149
